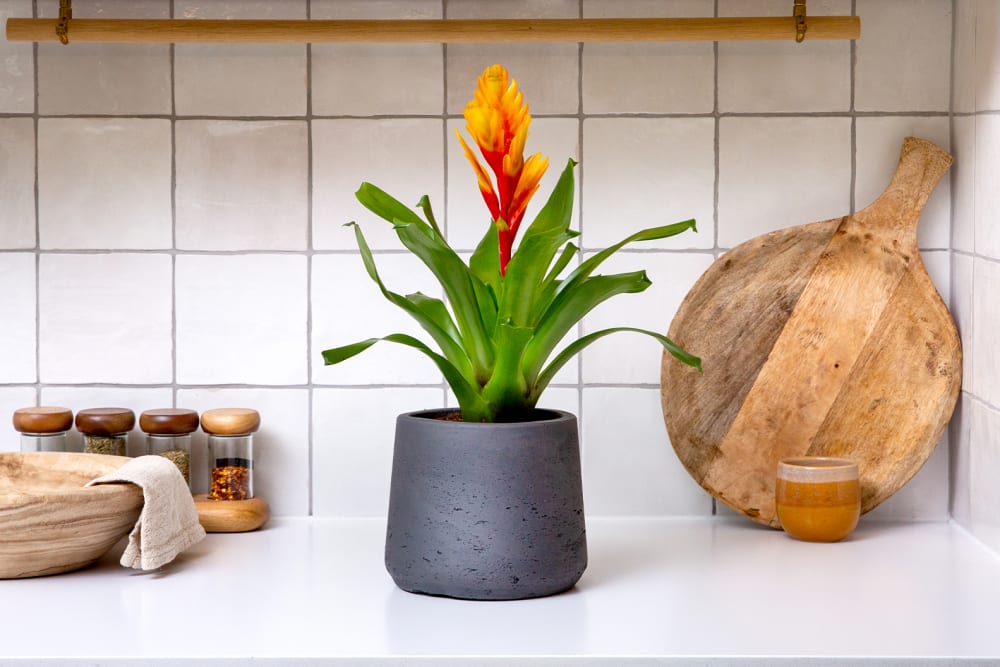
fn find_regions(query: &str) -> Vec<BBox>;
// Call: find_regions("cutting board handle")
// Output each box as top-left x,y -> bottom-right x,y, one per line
868,136 -> 953,233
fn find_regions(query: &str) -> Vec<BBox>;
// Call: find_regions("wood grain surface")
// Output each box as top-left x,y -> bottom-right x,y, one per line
0,452 -> 143,578
200,408 -> 260,436
194,494 -> 269,533
660,137 -> 961,527
6,17 -> 861,44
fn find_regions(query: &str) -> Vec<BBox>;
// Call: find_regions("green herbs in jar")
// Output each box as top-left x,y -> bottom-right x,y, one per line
84,435 -> 126,456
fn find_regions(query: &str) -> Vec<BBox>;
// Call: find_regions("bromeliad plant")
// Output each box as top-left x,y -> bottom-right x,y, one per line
322,64 -> 700,423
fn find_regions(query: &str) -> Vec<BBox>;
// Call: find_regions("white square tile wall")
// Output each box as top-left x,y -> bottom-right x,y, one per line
975,115 -> 1000,259
36,0 -> 171,115
972,258 -> 1000,409
718,0 -> 851,113
312,387 -> 443,517
0,1 -> 32,113
975,0 -> 1000,112
948,0 -> 1000,555
445,0 -> 580,115
0,0 -> 972,525
311,0 -> 443,116
173,1 -> 307,117
0,254 -> 35,383
969,400 -> 1000,552
953,0 -> 977,114
176,120 -> 309,250
176,254 -> 308,385
583,0 -> 714,114
718,117 -> 852,248
582,387 -> 711,516
38,118 -> 172,250
312,119 -> 444,250
0,118 -> 35,249
583,117 -> 714,250
38,254 -> 173,384
855,0 -> 952,112
951,116 -> 976,254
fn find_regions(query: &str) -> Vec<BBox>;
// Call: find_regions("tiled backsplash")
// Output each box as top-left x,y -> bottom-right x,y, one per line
0,0 -> 961,521
950,0 -> 1000,553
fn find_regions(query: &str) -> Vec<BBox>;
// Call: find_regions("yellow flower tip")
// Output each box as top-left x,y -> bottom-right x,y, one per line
456,129 -> 497,196
521,153 -> 549,185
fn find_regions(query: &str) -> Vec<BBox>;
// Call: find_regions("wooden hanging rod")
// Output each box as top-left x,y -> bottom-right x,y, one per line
5,17 -> 861,44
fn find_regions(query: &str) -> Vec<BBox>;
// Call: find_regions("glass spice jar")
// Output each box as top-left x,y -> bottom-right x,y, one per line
13,406 -> 73,453
139,408 -> 199,489
76,407 -> 135,456
201,408 -> 259,501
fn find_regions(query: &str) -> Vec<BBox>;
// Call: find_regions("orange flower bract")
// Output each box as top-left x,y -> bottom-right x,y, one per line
456,64 -> 549,274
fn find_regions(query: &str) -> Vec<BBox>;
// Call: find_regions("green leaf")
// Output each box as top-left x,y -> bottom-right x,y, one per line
481,321 -> 534,421
535,241 -> 579,317
392,221 -> 495,381
530,327 -> 701,401
521,270 -> 653,384
469,221 -> 502,303
416,194 -> 443,239
543,241 -> 579,286
554,219 -> 697,303
500,159 -> 579,327
345,222 -> 474,382
322,333 -> 491,421
356,182 -> 429,232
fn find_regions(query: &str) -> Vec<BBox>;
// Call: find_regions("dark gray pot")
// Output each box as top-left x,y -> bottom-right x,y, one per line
385,408 -> 587,600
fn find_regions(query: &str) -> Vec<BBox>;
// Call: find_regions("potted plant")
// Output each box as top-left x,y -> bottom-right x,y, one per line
322,64 -> 700,600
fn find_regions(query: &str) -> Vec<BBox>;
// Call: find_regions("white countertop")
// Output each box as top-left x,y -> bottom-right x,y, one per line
2,517 -> 999,665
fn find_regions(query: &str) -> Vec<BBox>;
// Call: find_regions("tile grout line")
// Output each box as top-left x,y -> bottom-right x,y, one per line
441,0 -> 450,412
948,0 -> 962,408
576,0 -> 585,468
4,110 -> 957,121
306,0 -> 314,517
711,0 -> 720,517
849,0 -> 857,216
170,0 -> 177,409
712,0 -> 720,256
32,0 -> 40,406
969,393 -> 1000,421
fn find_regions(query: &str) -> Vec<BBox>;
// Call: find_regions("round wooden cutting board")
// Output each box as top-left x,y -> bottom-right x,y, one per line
660,137 -> 961,528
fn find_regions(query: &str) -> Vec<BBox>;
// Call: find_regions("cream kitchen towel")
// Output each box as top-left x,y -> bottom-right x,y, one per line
87,455 -> 206,570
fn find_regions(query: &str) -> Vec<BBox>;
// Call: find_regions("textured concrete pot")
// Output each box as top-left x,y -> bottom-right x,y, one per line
385,408 -> 587,600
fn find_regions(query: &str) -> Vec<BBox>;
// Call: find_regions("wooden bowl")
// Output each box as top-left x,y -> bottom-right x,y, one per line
0,452 -> 143,579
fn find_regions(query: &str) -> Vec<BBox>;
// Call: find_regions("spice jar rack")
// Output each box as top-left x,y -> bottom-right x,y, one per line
193,408 -> 269,533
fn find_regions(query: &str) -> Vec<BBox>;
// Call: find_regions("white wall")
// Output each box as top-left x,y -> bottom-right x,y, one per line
950,0 -> 1000,551
0,0 -> 955,519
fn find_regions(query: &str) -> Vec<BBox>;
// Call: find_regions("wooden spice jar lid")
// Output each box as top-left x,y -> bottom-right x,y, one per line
75,407 -> 136,435
12,406 -> 73,434
139,408 -> 200,435
201,408 -> 260,436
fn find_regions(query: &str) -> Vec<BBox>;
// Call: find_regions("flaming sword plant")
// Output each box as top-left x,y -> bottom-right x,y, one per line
322,64 -> 700,423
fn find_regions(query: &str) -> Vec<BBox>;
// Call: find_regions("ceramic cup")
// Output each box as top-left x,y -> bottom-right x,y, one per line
775,457 -> 860,542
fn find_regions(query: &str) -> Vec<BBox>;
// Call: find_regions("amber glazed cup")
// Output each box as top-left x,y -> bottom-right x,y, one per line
775,457 -> 861,542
